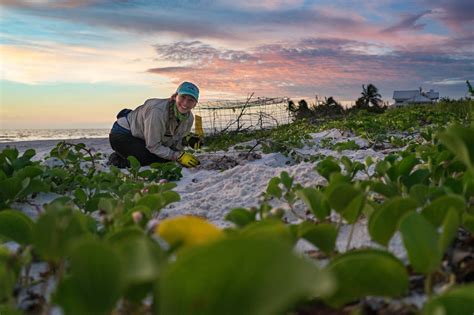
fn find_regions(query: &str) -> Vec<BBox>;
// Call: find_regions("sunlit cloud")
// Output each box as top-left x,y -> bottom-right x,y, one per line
0,40 -> 163,85
147,39 -> 473,99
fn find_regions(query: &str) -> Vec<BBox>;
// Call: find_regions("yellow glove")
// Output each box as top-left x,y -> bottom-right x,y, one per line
177,152 -> 200,168
182,133 -> 204,150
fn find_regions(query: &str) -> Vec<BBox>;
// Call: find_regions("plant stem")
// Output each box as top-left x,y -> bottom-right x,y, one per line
345,223 -> 356,251
288,202 -> 306,221
40,263 -> 53,315
424,273 -> 433,297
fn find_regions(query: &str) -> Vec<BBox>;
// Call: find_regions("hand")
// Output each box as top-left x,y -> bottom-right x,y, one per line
176,152 -> 200,168
182,133 -> 204,150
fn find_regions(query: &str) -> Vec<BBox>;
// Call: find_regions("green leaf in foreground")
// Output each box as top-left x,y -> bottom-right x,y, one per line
423,284 -> 474,315
438,208 -> 461,252
421,195 -> 465,227
399,212 -> 442,274
266,177 -> 282,199
296,188 -> 330,220
55,239 -> 123,315
158,237 -> 334,315
368,197 -> 417,247
112,235 -> 164,286
325,249 -> 409,308
438,125 -> 474,171
315,158 -> 341,181
32,208 -> 90,263
225,208 -> 256,227
0,210 -> 34,245
298,221 -> 338,254
326,183 -> 364,223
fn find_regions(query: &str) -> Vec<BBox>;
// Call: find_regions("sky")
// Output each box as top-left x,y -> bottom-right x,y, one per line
0,0 -> 473,129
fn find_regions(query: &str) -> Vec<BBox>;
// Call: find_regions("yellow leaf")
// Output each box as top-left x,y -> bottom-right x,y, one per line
156,216 -> 223,249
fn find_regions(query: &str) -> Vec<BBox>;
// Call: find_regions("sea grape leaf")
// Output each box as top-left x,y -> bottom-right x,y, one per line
438,208 -> 460,252
112,235 -> 164,286
438,125 -> 474,171
325,249 -> 408,308
423,284 -> 474,315
464,213 -> 474,233
0,210 -> 34,245
225,208 -> 256,227
296,188 -> 330,220
239,219 -> 294,244
298,221 -> 338,254
315,158 -> 341,181
33,208 -> 90,263
368,197 -> 417,247
158,237 -> 334,315
421,195 -> 465,227
399,212 -> 442,274
137,191 -> 180,212
54,239 -> 124,315
266,177 -> 282,199
280,171 -> 293,190
326,183 -> 364,223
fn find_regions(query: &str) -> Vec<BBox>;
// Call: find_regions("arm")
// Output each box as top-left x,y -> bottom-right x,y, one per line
175,115 -> 195,151
142,108 -> 179,160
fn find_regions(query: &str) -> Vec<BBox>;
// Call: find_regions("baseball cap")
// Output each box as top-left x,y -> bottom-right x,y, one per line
176,82 -> 199,101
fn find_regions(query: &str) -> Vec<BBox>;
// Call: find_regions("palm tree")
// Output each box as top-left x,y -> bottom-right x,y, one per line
323,96 -> 340,107
356,84 -> 383,108
467,80 -> 474,96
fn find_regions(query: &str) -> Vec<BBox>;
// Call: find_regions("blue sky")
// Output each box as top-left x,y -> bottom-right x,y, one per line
0,0 -> 473,128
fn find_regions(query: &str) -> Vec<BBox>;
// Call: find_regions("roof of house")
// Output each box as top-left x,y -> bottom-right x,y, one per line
425,90 -> 439,99
393,89 -> 439,101
393,90 -> 419,100
408,94 -> 432,103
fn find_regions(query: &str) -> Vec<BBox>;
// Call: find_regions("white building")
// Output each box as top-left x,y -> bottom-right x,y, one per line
392,89 -> 439,107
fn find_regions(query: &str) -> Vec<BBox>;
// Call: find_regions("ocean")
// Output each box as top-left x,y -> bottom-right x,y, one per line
0,129 -> 110,143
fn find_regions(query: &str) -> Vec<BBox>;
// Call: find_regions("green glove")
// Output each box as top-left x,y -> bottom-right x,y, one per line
182,133 -> 204,150
177,152 -> 200,168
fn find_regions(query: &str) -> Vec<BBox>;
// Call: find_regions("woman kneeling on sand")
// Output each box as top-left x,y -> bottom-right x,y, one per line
108,81 -> 201,169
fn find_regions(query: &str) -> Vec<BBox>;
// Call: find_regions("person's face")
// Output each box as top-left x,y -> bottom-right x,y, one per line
175,94 -> 197,113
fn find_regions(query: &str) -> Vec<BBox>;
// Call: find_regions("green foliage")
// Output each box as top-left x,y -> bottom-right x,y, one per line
423,284 -> 474,315
0,210 -> 34,245
399,212 -> 442,274
33,202 -> 92,263
333,140 -> 360,152
158,236 -> 334,315
297,221 -> 338,254
225,208 -> 257,227
0,246 -> 19,303
54,239 -> 124,315
368,197 -> 417,246
325,249 -> 408,308
438,125 -> 474,172
315,157 -> 341,181
296,188 -> 330,220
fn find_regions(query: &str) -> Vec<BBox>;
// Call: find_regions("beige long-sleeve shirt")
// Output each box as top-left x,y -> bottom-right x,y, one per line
116,98 -> 194,160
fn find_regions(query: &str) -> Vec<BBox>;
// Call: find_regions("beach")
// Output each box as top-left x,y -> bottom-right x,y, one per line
1,130 -> 408,260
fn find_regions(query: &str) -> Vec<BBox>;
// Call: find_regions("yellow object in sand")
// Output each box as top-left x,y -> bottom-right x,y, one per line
194,115 -> 204,137
156,215 -> 223,249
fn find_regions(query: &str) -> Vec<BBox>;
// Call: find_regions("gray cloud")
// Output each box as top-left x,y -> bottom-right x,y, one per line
423,0 -> 474,32
1,1 -> 235,39
382,11 -> 431,33
153,41 -> 253,63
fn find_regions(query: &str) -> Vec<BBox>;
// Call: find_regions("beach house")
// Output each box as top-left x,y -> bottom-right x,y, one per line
392,89 -> 439,107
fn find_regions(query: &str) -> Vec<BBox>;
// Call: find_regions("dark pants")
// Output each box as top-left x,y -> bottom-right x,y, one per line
109,132 -> 170,166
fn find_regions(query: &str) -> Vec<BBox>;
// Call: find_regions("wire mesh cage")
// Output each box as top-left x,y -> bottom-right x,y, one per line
194,96 -> 293,135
